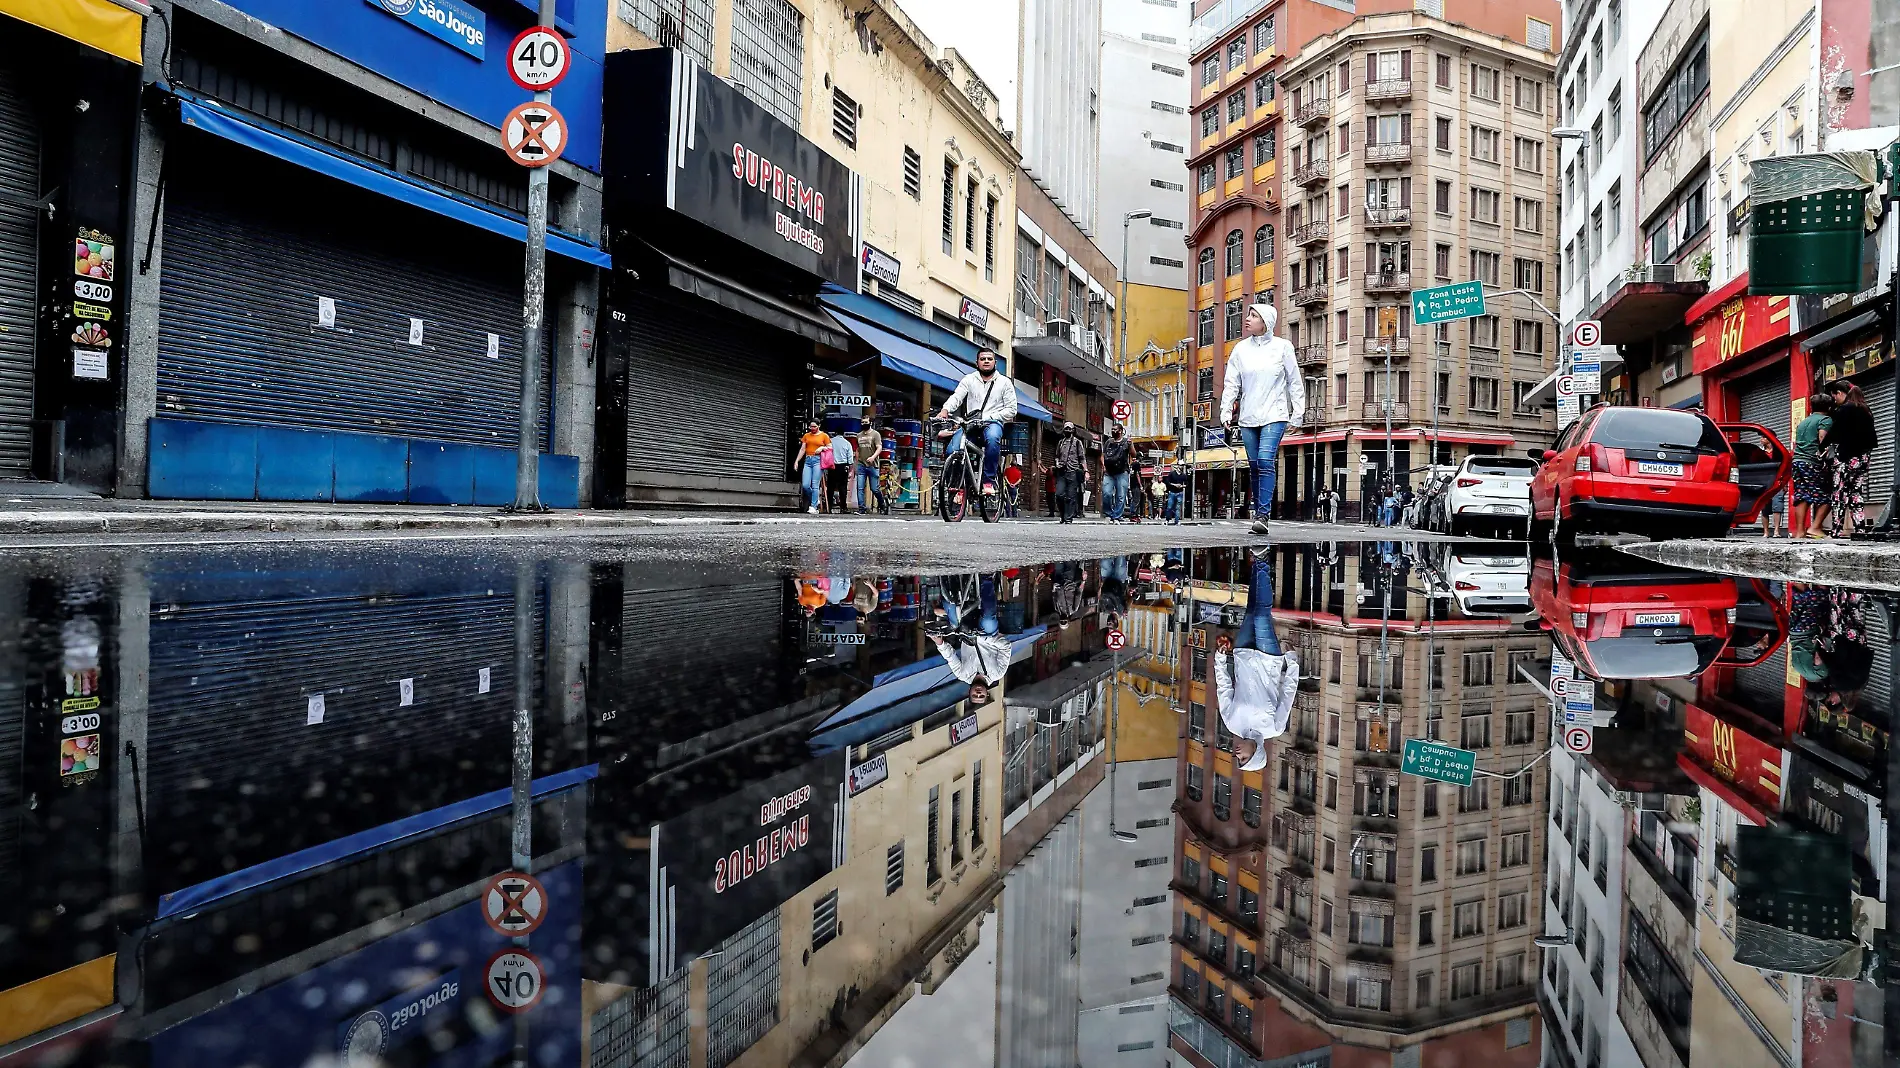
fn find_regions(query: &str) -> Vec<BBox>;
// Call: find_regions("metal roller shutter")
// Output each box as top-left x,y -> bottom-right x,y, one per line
144,568 -> 533,894
156,148 -> 550,448
1733,644 -> 1790,720
1737,368 -> 1792,448
0,63 -> 39,476
620,575 -> 788,739
1861,367 -> 1894,524
618,289 -> 793,485
0,572 -> 22,892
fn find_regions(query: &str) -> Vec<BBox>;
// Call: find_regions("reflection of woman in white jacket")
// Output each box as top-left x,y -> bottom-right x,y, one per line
1219,303 -> 1305,536
1212,550 -> 1299,771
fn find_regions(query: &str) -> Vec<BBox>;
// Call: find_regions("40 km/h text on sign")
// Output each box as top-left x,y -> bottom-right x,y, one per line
507,27 -> 570,91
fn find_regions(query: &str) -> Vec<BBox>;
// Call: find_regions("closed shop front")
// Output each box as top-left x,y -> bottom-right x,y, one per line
1735,364 -> 1793,446
138,2 -> 610,505
599,50 -> 860,509
0,60 -> 37,478
1806,298 -> 1895,524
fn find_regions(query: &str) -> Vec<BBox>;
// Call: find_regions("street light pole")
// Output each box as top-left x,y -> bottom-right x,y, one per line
511,0 -> 559,511
1119,211 -> 1151,412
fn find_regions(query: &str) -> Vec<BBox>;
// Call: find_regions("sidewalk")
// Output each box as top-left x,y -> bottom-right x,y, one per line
1619,535 -> 1900,591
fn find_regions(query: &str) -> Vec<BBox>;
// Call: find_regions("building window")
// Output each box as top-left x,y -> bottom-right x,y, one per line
1434,115 -> 1452,151
1225,230 -> 1244,275
1255,15 -> 1274,52
1471,187 -> 1501,224
926,785 -> 942,882
1513,257 -> 1544,292
730,0 -> 804,129
1453,899 -> 1484,938
1197,308 -> 1216,347
1242,786 -> 1262,827
1197,163 -> 1216,194
1255,225 -> 1275,264
1514,197 -> 1543,234
1503,772 -> 1534,806
1434,243 -> 1452,279
1454,837 -> 1487,875
1514,135 -> 1544,173
1225,300 -> 1243,341
1434,180 -> 1451,215
886,841 -> 905,893
1513,319 -> 1544,354
902,146 -> 922,199
617,0 -> 715,68
1514,76 -> 1543,114
1458,779 -> 1489,813
1225,145 -> 1245,180
1644,34 -> 1709,161
964,176 -> 978,251
830,87 -> 859,149
1227,92 -> 1245,123
971,761 -> 983,848
1469,375 -> 1499,411
1254,130 -> 1275,165
1501,831 -> 1530,868
1202,57 -> 1220,86
1470,64 -> 1500,101
1186,764 -> 1204,801
1469,250 -> 1500,285
1470,125 -> 1500,162
983,195 -> 997,279
1228,37 -> 1245,70
1434,54 -> 1452,88
1153,61 -> 1185,75
940,159 -> 956,254
1198,247 -> 1216,285
1451,962 -> 1482,1000
1254,74 -> 1276,108
1201,107 -> 1218,139
812,889 -> 840,950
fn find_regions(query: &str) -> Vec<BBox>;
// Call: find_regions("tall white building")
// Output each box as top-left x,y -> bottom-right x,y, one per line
1076,756 -> 1176,1065
1099,0 -> 1192,291
1017,0 -> 1103,235
1542,746 -> 1644,1068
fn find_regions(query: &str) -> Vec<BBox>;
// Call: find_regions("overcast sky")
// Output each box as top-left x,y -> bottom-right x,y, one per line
898,0 -> 1021,128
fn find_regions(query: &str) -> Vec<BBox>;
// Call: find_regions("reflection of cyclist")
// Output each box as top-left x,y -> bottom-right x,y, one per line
929,575 -> 1009,703
1212,551 -> 1300,771
935,349 -> 1018,494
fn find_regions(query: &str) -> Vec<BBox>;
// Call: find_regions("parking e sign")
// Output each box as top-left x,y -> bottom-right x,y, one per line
1571,320 -> 1602,350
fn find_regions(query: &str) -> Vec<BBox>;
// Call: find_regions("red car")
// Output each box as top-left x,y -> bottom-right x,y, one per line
1531,557 -> 1785,680
1528,405 -> 1788,539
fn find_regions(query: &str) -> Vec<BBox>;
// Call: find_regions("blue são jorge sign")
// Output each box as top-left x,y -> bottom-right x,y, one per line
367,0 -> 487,58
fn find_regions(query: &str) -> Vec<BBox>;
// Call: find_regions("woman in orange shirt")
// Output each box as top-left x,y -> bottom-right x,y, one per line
792,420 -> 832,514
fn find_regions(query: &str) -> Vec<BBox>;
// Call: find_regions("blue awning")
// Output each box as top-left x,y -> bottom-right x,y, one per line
811,625 -> 1048,746
829,312 -> 1053,422
820,285 -> 981,362
175,96 -> 612,269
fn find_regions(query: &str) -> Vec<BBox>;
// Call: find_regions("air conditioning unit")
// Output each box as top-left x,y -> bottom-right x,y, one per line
1624,263 -> 1678,284
1080,328 -> 1101,357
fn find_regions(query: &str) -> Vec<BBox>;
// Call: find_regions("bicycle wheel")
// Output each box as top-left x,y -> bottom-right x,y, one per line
937,457 -> 968,522
978,480 -> 1001,523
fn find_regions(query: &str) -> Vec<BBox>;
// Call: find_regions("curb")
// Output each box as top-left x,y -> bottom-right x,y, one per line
1617,538 -> 1900,592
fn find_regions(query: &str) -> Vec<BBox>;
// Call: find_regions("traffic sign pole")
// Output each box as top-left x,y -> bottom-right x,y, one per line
510,0 -> 560,511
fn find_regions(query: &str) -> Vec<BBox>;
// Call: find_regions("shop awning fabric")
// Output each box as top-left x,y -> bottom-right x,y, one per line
830,312 -> 1054,422
174,96 -> 613,269
2,0 -> 146,63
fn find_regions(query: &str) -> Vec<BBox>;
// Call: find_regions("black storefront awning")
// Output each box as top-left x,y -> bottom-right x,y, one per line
645,242 -> 849,349
1800,308 -> 1882,353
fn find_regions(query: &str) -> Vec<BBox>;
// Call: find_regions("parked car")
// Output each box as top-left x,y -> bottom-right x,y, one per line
1527,405 -> 1788,541
1530,554 -> 1785,680
1443,545 -> 1532,616
1444,454 -> 1538,536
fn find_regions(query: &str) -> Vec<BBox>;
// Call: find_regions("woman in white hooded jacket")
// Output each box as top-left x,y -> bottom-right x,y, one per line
1219,302 -> 1305,535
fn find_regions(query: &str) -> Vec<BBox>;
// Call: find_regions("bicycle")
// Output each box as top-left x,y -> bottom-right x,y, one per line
931,416 -> 1002,523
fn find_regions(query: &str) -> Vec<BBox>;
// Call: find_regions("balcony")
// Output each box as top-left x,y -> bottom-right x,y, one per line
1291,219 -> 1329,247
1362,401 -> 1411,422
1295,344 -> 1328,368
1364,79 -> 1412,102
1293,159 -> 1330,187
1359,336 -> 1410,358
1364,206 -> 1411,228
1295,96 -> 1331,127
1364,271 -> 1410,294
1364,142 -> 1412,166
1290,283 -> 1328,308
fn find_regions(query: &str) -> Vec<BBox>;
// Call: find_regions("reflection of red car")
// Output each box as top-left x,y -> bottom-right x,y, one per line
1530,558 -> 1781,680
1528,406 -> 1788,539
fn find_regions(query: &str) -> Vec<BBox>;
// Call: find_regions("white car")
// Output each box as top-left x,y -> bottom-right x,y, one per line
1444,455 -> 1537,536
1444,546 -> 1531,616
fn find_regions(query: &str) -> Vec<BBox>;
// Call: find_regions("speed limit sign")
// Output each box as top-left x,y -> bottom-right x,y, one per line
508,27 -> 571,91
1112,399 -> 1132,422
484,949 -> 546,1014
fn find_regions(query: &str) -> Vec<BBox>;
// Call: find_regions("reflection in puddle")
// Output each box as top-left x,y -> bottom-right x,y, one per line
0,543 -> 1890,1067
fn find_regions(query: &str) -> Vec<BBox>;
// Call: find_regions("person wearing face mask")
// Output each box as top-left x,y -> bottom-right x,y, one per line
1102,422 -> 1134,521
935,349 -> 1018,497
1054,421 -> 1088,523
1219,302 -> 1304,536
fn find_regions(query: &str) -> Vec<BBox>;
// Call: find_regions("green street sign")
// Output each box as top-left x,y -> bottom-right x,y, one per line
1401,738 -> 1478,787
1411,280 -> 1486,325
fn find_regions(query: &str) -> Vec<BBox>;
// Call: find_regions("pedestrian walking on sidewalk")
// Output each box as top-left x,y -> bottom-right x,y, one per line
1102,424 -> 1133,520
793,421 -> 832,513
1163,454 -> 1189,525
1055,421 -> 1088,523
1825,380 -> 1877,536
1792,393 -> 1836,538
826,428 -> 854,512
1220,302 -> 1304,537
855,420 -> 886,514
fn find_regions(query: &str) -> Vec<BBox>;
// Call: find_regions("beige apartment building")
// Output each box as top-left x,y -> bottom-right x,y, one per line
1274,11 -> 1560,518
1170,547 -> 1547,1064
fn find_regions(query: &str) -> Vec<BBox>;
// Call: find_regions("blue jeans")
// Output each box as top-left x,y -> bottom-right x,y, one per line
948,422 -> 1005,485
857,464 -> 882,511
1238,422 -> 1289,520
801,457 -> 825,508
1233,556 -> 1283,655
1165,490 -> 1185,523
943,576 -> 999,635
1103,471 -> 1132,518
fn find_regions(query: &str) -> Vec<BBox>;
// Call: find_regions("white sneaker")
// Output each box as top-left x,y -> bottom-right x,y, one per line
808,506 -> 819,514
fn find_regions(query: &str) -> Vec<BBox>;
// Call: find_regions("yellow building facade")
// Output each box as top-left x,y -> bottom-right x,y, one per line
1118,282 -> 1195,452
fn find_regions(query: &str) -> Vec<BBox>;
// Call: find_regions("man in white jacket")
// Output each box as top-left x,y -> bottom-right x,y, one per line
935,349 -> 1019,495
929,574 -> 1010,706
1219,303 -> 1305,536
1213,550 -> 1300,771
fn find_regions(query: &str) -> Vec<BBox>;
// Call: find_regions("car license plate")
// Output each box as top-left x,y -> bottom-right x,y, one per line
1636,461 -> 1684,477
1632,612 -> 1682,626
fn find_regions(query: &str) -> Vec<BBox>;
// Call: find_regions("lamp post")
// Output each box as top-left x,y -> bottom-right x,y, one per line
1119,211 -> 1152,412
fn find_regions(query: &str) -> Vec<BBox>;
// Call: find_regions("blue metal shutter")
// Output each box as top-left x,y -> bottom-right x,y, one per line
144,565 -> 535,895
0,62 -> 39,476
155,148 -> 551,448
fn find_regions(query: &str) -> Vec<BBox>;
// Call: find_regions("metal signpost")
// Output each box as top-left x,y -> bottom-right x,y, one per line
1555,373 -> 1580,430
501,4 -> 568,510
1400,738 -> 1478,787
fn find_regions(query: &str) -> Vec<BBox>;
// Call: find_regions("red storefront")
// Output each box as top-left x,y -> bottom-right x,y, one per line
1679,701 -> 1787,826
1691,272 -> 1803,446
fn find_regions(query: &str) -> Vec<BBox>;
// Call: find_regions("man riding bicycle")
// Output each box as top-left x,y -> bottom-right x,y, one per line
934,349 -> 1018,497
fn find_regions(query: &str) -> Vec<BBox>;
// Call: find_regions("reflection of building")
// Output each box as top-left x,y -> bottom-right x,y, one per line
1168,545 -> 1547,1064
